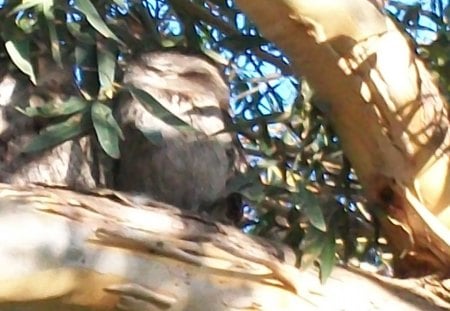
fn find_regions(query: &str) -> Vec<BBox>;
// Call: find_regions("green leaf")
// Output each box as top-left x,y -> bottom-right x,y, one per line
23,113 -> 90,154
66,20 -> 96,44
299,227 -> 325,270
97,40 -> 117,100
126,86 -> 196,132
295,187 -> 326,232
5,39 -> 36,84
72,0 -> 123,44
318,229 -> 336,284
18,96 -> 88,118
302,202 -> 327,232
43,0 -> 62,66
91,102 -> 123,159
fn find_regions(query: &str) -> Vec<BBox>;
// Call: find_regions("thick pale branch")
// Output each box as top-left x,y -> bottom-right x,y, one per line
0,184 -> 304,310
0,183 -> 445,310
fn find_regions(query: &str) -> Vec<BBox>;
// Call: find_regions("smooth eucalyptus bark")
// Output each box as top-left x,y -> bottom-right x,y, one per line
0,183 -> 444,310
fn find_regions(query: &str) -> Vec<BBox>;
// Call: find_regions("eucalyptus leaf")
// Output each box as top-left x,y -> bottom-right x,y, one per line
319,229 -> 337,284
300,227 -> 326,270
66,21 -> 96,44
23,113 -> 90,154
18,96 -> 88,118
5,39 -> 36,84
73,0 -> 122,44
91,101 -> 123,159
43,1 -> 62,66
98,41 -> 117,100
126,86 -> 196,133
302,202 -> 326,232
295,188 -> 326,232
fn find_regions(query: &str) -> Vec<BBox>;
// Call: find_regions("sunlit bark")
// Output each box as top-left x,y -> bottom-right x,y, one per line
0,183 -> 445,310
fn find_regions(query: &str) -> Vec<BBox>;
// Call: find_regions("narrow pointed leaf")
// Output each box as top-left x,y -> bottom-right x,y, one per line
126,86 -> 196,132
17,96 -> 88,118
43,1 -> 62,66
5,39 -> 36,84
299,227 -> 325,270
98,41 -> 117,100
91,102 -> 122,159
66,20 -> 96,44
295,187 -> 326,232
23,113 -> 90,154
73,0 -> 122,44
319,230 -> 337,284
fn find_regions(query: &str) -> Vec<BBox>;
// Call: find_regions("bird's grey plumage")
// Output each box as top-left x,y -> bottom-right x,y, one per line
114,52 -> 237,211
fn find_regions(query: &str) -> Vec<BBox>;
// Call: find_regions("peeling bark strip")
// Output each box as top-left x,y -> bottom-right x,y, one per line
0,183 -> 445,310
235,0 -> 450,273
